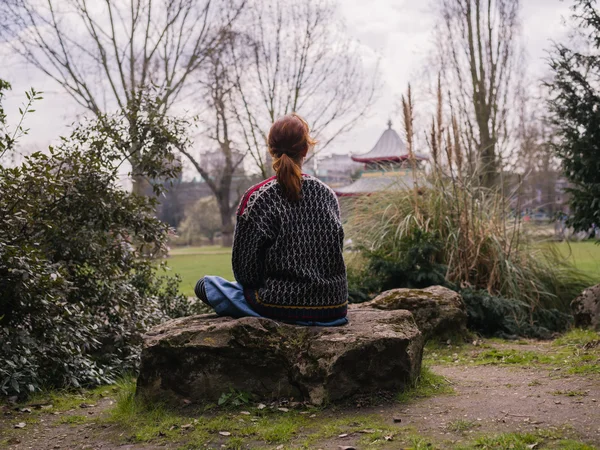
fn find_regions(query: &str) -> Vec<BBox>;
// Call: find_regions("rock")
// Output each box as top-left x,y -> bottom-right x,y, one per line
571,284 -> 600,331
136,308 -> 423,406
353,286 -> 468,341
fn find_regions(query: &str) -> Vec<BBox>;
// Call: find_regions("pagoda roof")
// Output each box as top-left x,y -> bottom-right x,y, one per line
351,121 -> 428,163
334,171 -> 429,196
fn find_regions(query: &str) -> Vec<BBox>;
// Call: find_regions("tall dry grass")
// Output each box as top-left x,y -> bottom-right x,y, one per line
345,174 -> 591,312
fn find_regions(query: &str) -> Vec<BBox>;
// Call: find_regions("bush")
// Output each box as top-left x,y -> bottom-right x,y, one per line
346,179 -> 592,312
0,83 -> 201,397
461,289 -> 572,339
345,177 -> 593,336
347,229 -> 449,300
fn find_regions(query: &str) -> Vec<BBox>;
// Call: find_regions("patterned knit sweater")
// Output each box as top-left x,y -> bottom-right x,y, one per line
232,174 -> 348,321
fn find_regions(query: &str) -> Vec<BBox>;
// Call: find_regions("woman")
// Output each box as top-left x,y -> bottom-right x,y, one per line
195,113 -> 348,326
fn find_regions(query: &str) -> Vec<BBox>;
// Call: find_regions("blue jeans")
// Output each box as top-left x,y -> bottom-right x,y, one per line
200,276 -> 348,327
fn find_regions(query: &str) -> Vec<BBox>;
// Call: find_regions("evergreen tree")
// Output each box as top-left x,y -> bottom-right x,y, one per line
547,0 -> 600,231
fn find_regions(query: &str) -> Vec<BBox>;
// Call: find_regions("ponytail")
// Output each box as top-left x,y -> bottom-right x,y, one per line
273,153 -> 303,202
267,113 -> 316,202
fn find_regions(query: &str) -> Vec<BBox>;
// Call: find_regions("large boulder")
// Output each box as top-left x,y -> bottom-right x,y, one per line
354,285 -> 468,341
572,284 -> 600,331
136,308 -> 423,406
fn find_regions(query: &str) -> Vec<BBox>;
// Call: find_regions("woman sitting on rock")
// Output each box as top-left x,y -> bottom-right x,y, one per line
195,113 -> 348,326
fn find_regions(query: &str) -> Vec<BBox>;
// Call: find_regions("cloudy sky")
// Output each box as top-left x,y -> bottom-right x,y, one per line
2,0 -> 572,171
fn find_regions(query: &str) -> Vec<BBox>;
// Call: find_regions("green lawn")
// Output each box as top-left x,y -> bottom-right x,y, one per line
548,241 -> 600,281
164,242 -> 600,297
165,246 -> 233,296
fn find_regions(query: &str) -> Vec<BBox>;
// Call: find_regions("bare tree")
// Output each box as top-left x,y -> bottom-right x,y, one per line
513,87 -> 561,216
229,0 -> 379,177
2,0 -> 244,194
435,0 -> 521,188
179,33 -> 248,246
179,0 -> 378,246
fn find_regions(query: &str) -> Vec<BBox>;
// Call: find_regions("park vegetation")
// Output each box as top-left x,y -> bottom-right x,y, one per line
1,0 -> 378,246
0,82 -> 203,398
0,0 -> 599,402
547,0 -> 600,232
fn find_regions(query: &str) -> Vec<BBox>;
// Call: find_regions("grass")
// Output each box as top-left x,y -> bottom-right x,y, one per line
162,241 -> 600,299
57,414 -> 89,425
3,356 -> 597,449
162,246 -> 233,296
447,419 -> 479,433
99,367 -> 454,449
424,329 -> 600,376
548,241 -> 600,282
20,383 -> 118,415
396,366 -> 454,402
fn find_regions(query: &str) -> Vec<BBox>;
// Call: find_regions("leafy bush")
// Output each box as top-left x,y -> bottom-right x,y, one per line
0,82 -> 201,397
346,180 -> 592,313
461,289 -> 572,339
347,229 -> 448,301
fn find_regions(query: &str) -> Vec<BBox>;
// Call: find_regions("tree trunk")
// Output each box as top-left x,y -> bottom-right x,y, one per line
131,173 -> 151,196
220,209 -> 234,247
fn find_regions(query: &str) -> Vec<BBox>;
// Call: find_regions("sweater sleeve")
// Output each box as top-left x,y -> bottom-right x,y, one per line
231,192 -> 278,288
231,216 -> 270,288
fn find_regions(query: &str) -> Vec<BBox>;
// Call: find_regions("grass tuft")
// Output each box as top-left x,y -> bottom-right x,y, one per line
57,415 -> 89,425
397,366 -> 454,402
447,419 -> 478,432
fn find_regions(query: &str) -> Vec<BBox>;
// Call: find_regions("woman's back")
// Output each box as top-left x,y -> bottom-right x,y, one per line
232,174 -> 348,321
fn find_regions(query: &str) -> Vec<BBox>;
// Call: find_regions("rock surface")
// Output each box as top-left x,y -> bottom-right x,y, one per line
136,308 -> 423,406
571,284 -> 600,331
354,285 -> 468,341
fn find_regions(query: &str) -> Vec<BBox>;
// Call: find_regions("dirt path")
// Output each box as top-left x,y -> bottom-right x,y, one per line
398,364 -> 600,445
1,340 -> 599,449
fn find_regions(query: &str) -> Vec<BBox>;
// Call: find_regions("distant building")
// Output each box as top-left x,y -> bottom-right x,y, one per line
334,121 -> 428,196
304,153 -> 363,188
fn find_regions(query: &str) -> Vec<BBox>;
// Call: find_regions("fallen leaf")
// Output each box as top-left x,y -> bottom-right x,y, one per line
257,403 -> 266,410
338,446 -> 356,450
219,431 -> 231,436
19,408 -> 32,413
79,403 -> 95,409
309,414 -> 317,418
359,429 -> 376,434
276,445 -> 284,450
182,399 -> 192,405
527,443 -> 539,449
338,433 -> 349,438
14,422 -> 26,429
169,425 -> 178,431
385,435 -> 394,441
240,411 -> 251,415
181,423 -> 193,430
277,407 -> 289,412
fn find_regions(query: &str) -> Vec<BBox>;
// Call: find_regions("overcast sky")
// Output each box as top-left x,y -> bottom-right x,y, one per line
2,0 -> 572,172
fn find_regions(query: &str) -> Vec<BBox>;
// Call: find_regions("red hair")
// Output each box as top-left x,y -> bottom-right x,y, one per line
268,113 -> 316,202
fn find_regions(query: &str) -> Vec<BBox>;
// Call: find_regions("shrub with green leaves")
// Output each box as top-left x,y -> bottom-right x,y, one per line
0,81 -> 200,397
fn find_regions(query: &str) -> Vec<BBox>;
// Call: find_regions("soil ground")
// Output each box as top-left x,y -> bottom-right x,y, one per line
1,338 -> 599,450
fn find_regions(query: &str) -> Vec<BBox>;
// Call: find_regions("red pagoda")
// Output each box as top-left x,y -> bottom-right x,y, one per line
334,120 -> 428,196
